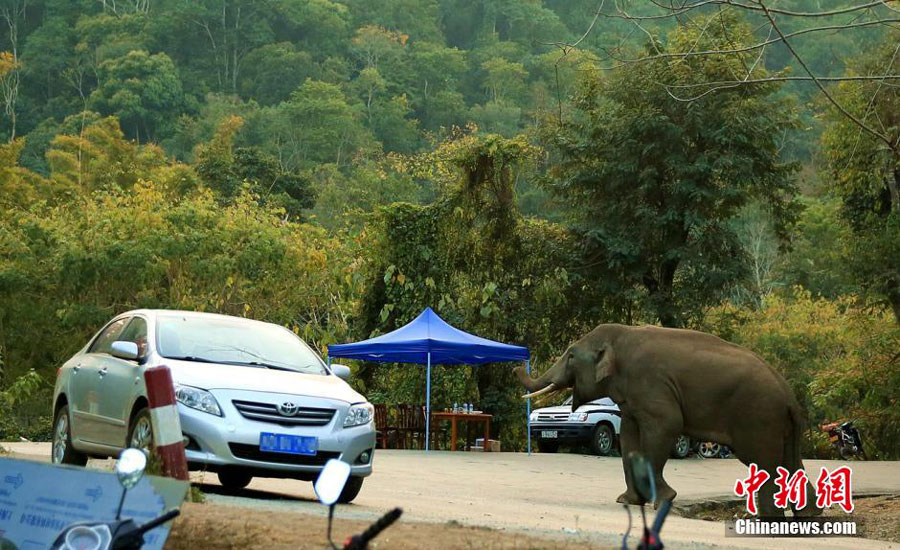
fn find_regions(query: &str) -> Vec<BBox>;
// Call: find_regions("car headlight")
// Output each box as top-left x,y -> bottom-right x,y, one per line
344,403 -> 374,428
568,412 -> 588,422
175,384 -> 222,416
529,412 -> 540,422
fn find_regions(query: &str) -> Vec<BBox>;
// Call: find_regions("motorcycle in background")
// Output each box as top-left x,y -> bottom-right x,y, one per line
821,420 -> 867,460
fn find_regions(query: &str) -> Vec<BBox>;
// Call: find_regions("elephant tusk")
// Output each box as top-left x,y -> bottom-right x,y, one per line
522,383 -> 558,400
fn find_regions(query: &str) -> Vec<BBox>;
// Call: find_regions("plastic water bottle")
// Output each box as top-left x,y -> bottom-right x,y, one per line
453,402 -> 458,413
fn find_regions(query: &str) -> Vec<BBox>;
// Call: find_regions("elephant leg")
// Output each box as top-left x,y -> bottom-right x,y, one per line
637,416 -> 680,505
732,431 -> 784,518
615,414 -> 644,505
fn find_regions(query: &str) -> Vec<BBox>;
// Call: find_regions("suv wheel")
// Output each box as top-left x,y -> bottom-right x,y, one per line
591,424 -> 615,456
127,407 -> 154,454
537,440 -> 559,453
338,476 -> 364,504
218,469 -> 253,491
671,435 -> 691,459
52,405 -> 88,466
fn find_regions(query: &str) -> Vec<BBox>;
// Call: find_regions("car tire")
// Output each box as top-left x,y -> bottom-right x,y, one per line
218,469 -> 253,491
698,441 -> 721,459
127,407 -> 154,455
337,476 -> 364,504
671,435 -> 691,459
591,424 -> 615,456
51,405 -> 88,466
537,440 -> 559,453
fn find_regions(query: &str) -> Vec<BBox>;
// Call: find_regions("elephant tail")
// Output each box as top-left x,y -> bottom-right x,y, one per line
785,403 -> 804,471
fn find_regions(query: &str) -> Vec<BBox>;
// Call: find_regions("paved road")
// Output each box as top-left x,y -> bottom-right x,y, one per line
5,443 -> 898,549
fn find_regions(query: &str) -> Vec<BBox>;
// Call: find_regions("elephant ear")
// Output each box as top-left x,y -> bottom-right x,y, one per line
594,345 -> 615,384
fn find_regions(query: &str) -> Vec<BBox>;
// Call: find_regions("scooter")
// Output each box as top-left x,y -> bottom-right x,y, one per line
315,459 -> 402,550
51,448 -> 181,550
821,420 -> 867,460
620,452 -> 671,550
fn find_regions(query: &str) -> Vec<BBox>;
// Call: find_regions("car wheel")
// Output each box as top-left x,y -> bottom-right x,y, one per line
537,440 -> 559,453
127,408 -> 154,455
51,405 -> 88,466
671,435 -> 691,459
218,469 -> 253,491
591,424 -> 615,456
337,476 -> 364,504
698,441 -> 721,459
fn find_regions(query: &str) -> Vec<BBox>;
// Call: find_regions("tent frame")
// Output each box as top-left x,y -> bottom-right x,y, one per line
328,355 -> 533,454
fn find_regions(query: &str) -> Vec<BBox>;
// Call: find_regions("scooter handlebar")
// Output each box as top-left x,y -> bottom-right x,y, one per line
650,499 -> 671,534
343,507 -> 402,550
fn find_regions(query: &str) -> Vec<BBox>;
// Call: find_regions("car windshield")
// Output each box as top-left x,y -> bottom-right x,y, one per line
156,315 -> 327,375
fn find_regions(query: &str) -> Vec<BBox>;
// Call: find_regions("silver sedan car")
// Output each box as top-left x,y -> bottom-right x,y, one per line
52,310 -> 375,502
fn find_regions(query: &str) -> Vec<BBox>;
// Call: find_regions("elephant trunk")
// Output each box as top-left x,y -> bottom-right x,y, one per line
513,357 -> 570,399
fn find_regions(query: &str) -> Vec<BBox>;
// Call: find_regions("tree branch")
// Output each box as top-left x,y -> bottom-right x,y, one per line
754,0 -> 893,147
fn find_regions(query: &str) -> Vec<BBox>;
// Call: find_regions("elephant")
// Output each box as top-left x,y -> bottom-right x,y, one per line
514,323 -> 820,517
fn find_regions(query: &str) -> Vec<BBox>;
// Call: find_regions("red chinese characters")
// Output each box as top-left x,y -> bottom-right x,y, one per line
773,466 -> 809,510
815,465 -> 854,513
734,463 -> 771,515
734,464 -> 854,515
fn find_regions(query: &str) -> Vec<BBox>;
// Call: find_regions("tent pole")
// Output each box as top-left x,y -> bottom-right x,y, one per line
426,352 -> 432,453
526,359 -> 531,456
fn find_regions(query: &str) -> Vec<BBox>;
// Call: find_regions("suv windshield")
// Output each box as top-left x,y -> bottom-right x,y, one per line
156,315 -> 327,375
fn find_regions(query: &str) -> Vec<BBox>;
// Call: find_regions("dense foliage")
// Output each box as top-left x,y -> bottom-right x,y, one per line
0,1 -> 897,455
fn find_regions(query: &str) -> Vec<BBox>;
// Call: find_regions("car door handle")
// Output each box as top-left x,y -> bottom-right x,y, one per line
98,367 -> 108,377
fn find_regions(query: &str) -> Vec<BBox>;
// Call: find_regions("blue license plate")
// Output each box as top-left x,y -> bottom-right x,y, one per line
259,433 -> 318,455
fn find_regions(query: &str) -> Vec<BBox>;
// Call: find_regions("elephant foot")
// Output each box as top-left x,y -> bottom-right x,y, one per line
616,490 -> 644,506
655,485 -> 677,508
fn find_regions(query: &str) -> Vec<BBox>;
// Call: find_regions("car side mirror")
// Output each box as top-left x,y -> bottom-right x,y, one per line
110,341 -> 139,361
626,451 -> 657,505
331,364 -> 351,380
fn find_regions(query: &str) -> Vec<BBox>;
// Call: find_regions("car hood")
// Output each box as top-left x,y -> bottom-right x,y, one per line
165,360 -> 367,404
537,399 -> 619,414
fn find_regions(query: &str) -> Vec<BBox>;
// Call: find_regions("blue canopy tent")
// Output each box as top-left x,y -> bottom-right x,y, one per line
327,307 -> 533,453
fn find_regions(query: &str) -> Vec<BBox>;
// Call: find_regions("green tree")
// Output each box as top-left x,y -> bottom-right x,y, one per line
195,116 -> 316,218
238,43 -> 316,105
89,50 -> 187,142
544,17 -> 800,326
267,79 -> 374,169
821,33 -> 900,324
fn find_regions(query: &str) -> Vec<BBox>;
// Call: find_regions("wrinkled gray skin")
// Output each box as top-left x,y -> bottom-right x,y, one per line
515,324 -> 820,516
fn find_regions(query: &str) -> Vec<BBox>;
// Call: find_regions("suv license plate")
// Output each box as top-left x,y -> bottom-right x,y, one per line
260,432 -> 318,455
541,430 -> 558,439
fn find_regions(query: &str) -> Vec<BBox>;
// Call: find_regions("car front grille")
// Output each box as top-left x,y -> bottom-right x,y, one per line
228,443 -> 339,466
232,399 -> 336,426
536,413 -> 570,422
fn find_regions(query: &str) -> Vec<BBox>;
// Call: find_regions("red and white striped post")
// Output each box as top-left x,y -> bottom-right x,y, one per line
143,366 -> 189,481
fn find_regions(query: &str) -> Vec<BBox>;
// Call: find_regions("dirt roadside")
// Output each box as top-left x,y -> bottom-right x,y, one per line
167,502 -> 600,550
4,443 -> 899,549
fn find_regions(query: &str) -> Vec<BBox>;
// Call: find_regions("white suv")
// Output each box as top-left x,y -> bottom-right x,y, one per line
530,396 -> 692,458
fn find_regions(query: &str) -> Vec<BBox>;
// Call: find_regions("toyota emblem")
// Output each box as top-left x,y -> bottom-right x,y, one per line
278,401 -> 299,417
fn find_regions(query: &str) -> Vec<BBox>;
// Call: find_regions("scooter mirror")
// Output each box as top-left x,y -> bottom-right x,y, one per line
116,448 -> 148,490
315,459 -> 351,506
626,451 -> 657,505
